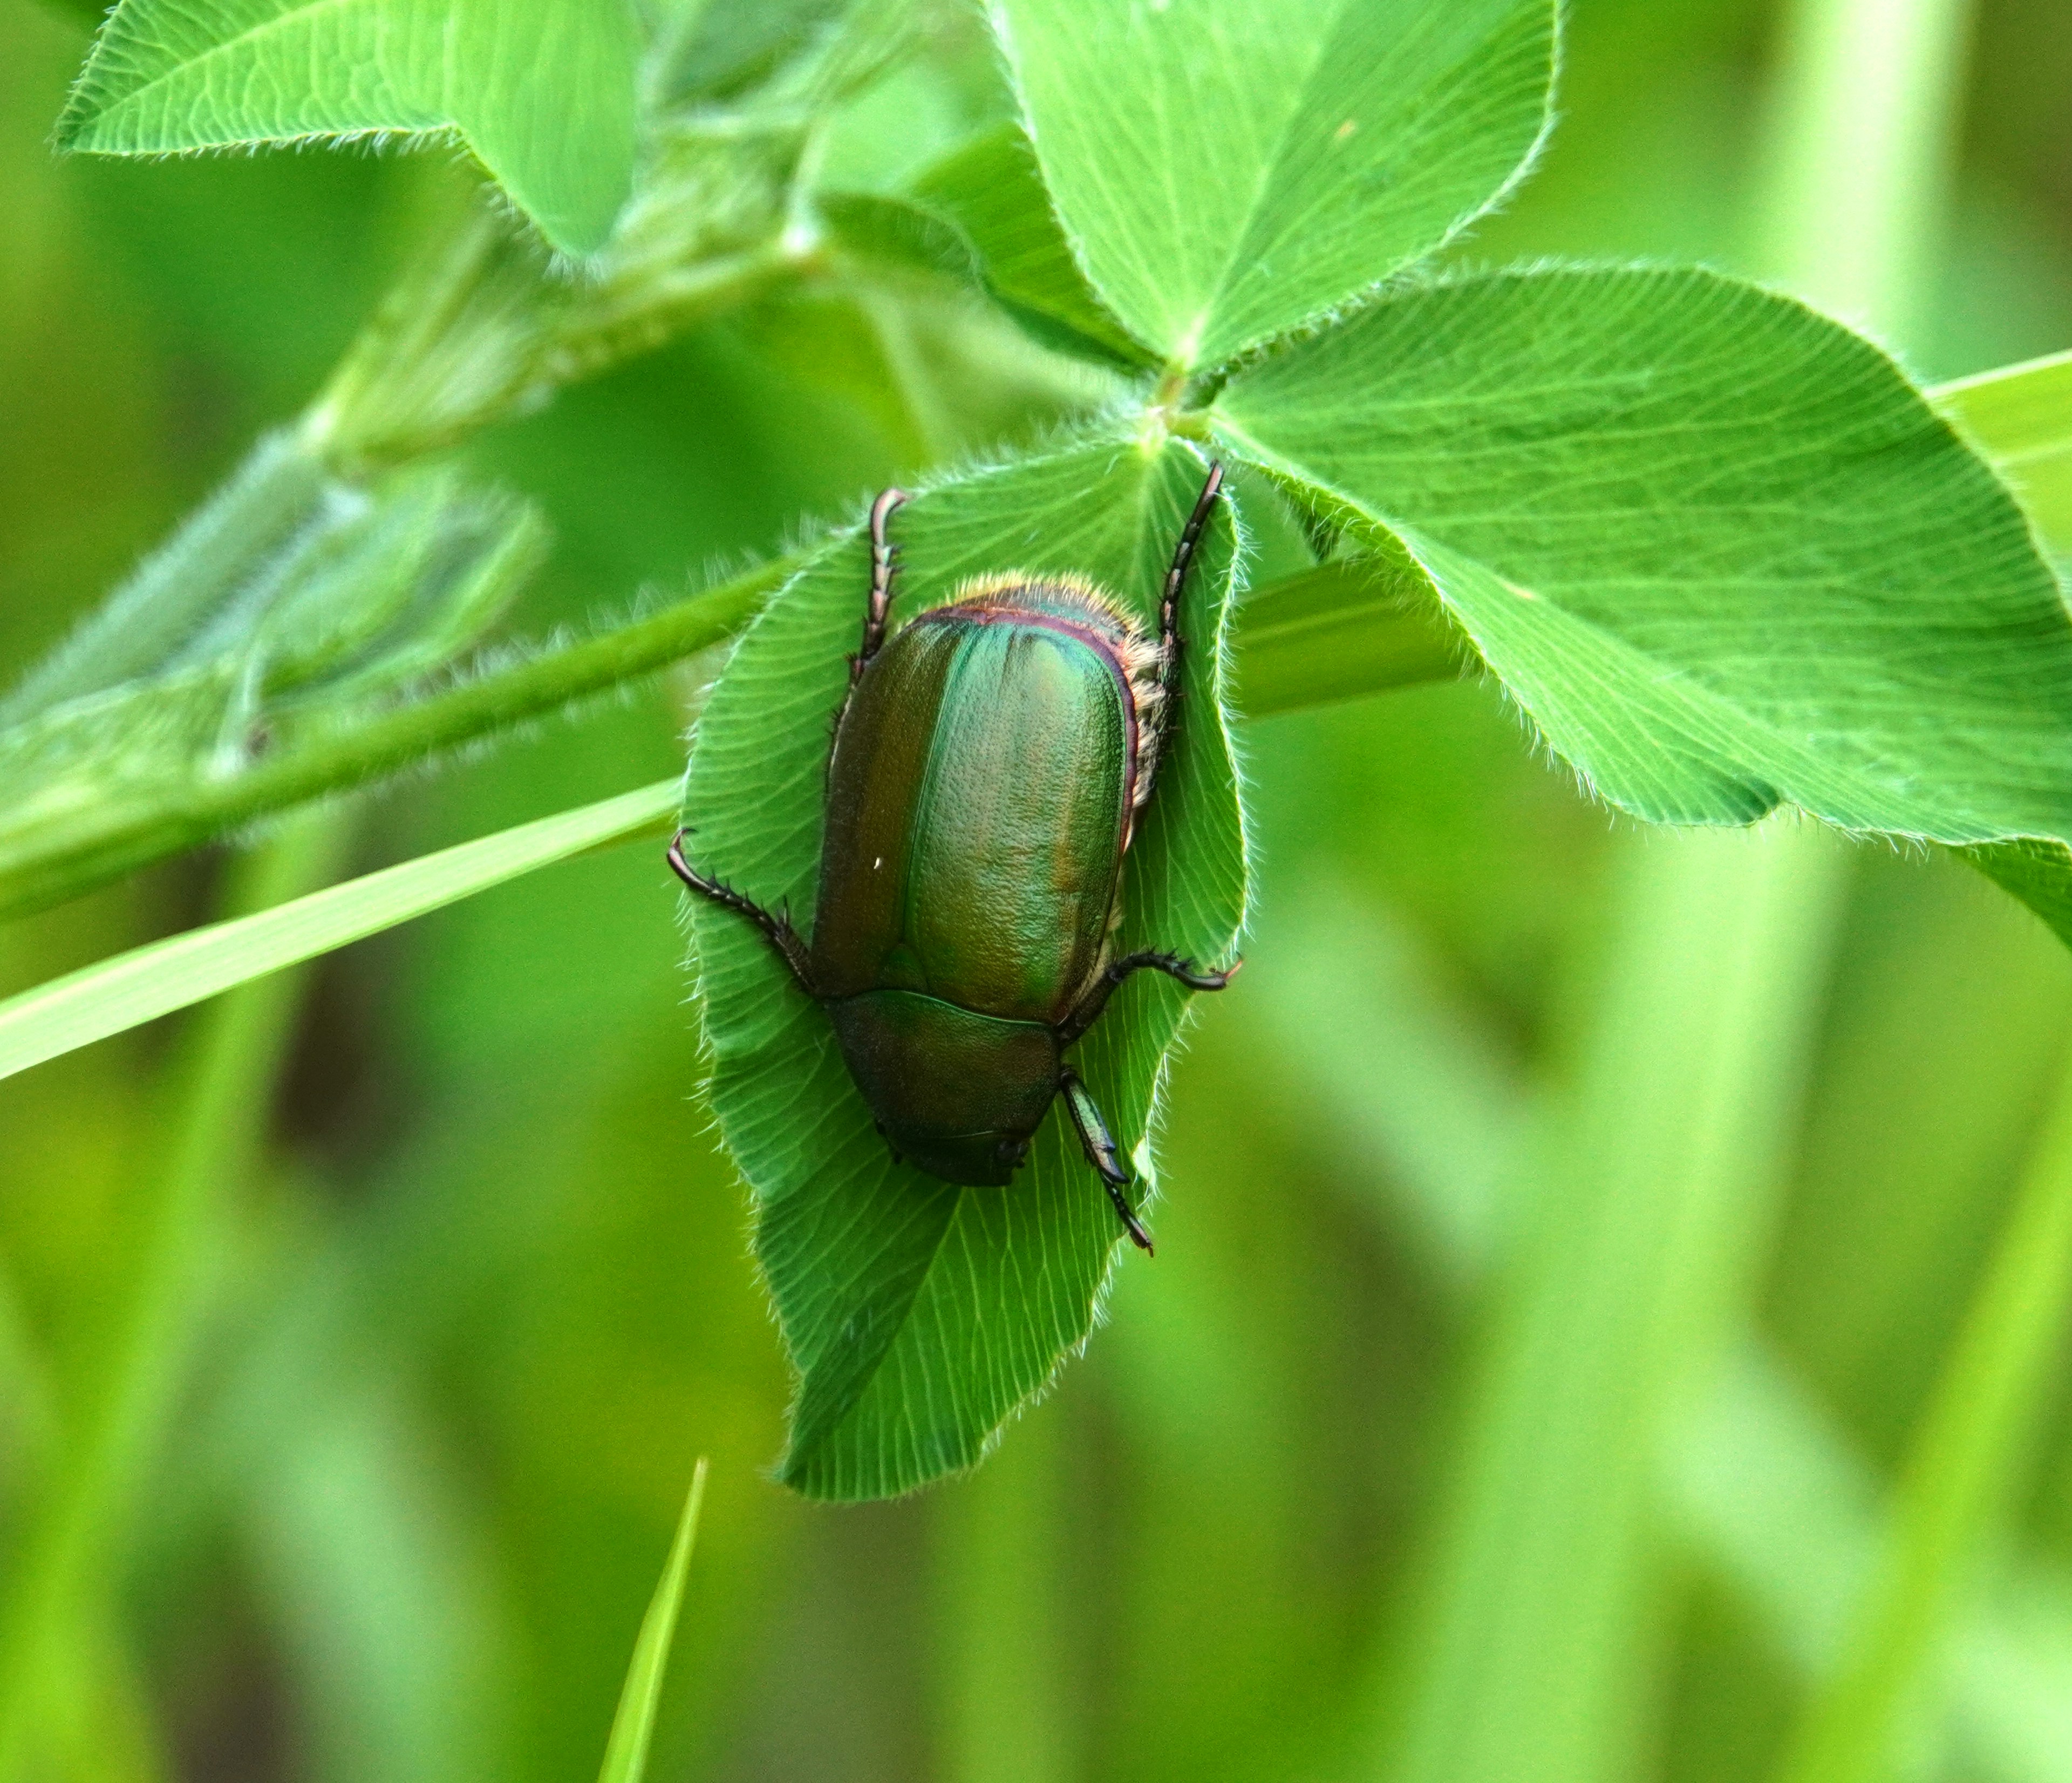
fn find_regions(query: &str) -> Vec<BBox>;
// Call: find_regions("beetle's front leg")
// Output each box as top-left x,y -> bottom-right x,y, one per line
850,487 -> 908,689
667,831 -> 818,995
1156,461 -> 1224,695
1059,1070 -> 1154,1254
1057,949 -> 1243,1045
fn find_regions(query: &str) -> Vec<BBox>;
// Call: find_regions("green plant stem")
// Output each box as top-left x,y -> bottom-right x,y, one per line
0,804 -> 353,1780
1233,561 -> 1462,717
0,564 -> 781,921
1775,1055 -> 2072,1783
933,1408 -> 1070,1783
0,554 -> 1455,921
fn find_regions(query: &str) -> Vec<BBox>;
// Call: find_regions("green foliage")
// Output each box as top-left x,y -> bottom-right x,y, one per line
993,0 -> 1557,368
11,0 -> 2069,1512
8,0 -> 2072,1774
58,0 -> 642,254
1216,266 -> 2072,837
681,439 -> 1244,1498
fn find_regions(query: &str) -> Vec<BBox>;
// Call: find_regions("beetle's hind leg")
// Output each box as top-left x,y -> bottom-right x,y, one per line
1057,949 -> 1243,1045
667,831 -> 817,995
850,487 -> 908,689
1059,1070 -> 1154,1254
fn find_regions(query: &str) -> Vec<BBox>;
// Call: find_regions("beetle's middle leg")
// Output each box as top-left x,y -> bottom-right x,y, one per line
667,831 -> 817,995
849,487 -> 908,689
1059,1070 -> 1154,1254
1057,949 -> 1242,1045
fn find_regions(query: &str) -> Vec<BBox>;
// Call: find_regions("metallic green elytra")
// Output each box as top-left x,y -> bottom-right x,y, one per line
670,465 -> 1238,1253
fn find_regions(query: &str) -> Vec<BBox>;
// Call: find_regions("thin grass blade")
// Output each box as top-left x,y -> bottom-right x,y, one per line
0,779 -> 679,1082
597,1459 -> 710,1783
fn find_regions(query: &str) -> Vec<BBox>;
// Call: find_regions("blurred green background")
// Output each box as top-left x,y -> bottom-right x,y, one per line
4,1 -> 2071,1779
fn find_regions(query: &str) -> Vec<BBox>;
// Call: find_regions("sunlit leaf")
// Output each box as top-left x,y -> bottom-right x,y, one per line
0,780 -> 677,1082
58,0 -> 641,255
992,0 -> 1556,368
680,434 -> 1246,1500
1218,266 -> 2072,841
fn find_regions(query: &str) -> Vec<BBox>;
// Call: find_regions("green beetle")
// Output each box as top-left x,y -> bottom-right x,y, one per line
670,464 -> 1237,1253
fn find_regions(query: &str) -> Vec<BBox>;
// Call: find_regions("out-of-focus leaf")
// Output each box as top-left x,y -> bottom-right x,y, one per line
817,191 -> 980,287
313,126 -> 801,467
0,551 -> 778,921
0,471 -> 546,904
654,0 -> 916,114
57,0 -> 640,255
1218,267 -> 2072,839
597,1461 -> 708,1783
0,431 -> 326,726
680,435 -> 1245,1500
1937,348 -> 2072,558
0,779 -> 677,1081
906,123 -> 1153,371
992,0 -> 1556,368
248,1385 -> 517,1783
1967,839 -> 2072,952
1390,822 -> 1844,1783
1669,1342 -> 2072,1781
1777,1058 -> 2072,1783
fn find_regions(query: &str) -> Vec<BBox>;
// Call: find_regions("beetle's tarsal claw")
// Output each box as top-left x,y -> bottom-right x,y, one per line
1105,1182 -> 1155,1255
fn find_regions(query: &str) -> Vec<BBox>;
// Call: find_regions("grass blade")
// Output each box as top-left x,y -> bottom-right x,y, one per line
598,1460 -> 709,1783
0,779 -> 678,1083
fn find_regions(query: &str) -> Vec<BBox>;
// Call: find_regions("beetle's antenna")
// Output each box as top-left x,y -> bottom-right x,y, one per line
852,487 -> 908,687
667,830 -> 818,995
1157,462 -> 1224,696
